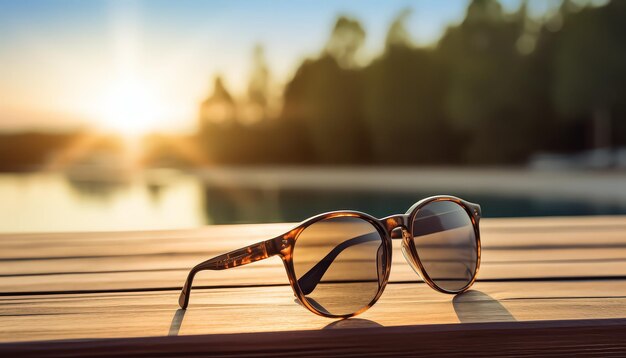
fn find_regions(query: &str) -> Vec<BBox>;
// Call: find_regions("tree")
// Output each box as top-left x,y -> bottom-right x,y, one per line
197,75 -> 238,163
362,9 -> 455,164
198,75 -> 236,127
552,0 -> 626,151
325,16 -> 366,68
437,0 -> 539,163
245,44 -> 271,123
281,16 -> 369,164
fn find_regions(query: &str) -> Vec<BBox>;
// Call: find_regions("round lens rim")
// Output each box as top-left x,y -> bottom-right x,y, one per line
286,211 -> 392,319
405,196 -> 481,295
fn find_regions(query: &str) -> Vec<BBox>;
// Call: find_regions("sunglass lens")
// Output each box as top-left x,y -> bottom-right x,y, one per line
293,216 -> 385,316
411,201 -> 478,292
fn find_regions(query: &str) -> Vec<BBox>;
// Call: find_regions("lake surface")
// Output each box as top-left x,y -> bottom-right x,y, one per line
1,170 -> 626,233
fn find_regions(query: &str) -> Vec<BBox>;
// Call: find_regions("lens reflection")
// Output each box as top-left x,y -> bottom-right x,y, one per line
293,216 -> 384,316
412,201 -> 477,292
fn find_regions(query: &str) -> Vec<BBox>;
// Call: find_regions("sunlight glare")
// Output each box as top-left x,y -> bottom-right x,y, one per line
95,75 -> 165,136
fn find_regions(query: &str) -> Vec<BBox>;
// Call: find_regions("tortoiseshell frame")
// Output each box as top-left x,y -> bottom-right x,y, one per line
179,195 -> 481,319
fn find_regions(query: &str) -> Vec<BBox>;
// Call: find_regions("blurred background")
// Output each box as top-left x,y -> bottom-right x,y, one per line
1,0 -> 625,233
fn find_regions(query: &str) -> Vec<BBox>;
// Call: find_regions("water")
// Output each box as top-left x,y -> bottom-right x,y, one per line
1,171 -> 626,233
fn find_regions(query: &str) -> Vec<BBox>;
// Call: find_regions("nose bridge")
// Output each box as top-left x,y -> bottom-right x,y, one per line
382,214 -> 410,239
384,214 -> 426,283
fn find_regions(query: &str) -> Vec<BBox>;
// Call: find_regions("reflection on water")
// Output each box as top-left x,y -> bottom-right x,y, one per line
0,172 -> 206,233
204,184 -> 626,223
1,171 -> 626,233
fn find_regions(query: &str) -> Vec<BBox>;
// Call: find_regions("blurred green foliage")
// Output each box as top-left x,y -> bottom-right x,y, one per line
200,0 -> 626,165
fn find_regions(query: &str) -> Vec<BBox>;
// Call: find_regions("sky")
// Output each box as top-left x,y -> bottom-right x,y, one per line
0,0 -> 561,134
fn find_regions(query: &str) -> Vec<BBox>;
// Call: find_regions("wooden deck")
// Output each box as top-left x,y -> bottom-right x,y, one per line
1,216 -> 626,356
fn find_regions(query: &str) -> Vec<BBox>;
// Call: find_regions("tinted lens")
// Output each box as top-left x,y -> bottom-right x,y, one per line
412,201 -> 477,292
293,216 -> 385,316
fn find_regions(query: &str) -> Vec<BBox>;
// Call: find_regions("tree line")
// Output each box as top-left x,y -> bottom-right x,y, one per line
198,0 -> 626,166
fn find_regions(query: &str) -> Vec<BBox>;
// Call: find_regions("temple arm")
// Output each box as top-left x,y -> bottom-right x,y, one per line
298,208 -> 475,295
179,238 -> 278,309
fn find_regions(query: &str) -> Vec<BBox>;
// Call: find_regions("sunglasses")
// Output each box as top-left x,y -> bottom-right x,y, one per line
179,195 -> 481,318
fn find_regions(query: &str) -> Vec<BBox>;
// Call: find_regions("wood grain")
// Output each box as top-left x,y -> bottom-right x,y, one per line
1,216 -> 626,356
3,319 -> 626,357
2,217 -> 626,293
2,281 -> 626,342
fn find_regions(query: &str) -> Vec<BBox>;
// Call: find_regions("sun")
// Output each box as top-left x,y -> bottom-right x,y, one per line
94,76 -> 166,136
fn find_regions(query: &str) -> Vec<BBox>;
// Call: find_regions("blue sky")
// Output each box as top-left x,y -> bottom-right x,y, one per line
0,0 -> 561,132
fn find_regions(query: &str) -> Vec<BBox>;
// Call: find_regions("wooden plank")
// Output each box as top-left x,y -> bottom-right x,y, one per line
3,319 -> 626,357
2,245 -> 625,276
1,281 -> 626,343
2,254 -> 626,294
2,216 -> 626,356
2,217 -> 625,259
3,242 -> 626,276
1,217 -> 626,293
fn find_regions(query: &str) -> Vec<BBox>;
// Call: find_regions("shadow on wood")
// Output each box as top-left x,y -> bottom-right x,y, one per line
168,309 -> 186,336
3,319 -> 626,357
323,318 -> 383,330
453,290 -> 516,323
